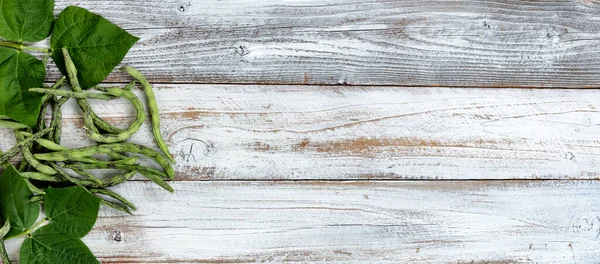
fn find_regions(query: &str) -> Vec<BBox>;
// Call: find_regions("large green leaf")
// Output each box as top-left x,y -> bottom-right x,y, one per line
51,6 -> 139,89
44,187 -> 101,238
0,165 -> 39,238
0,0 -> 55,42
19,226 -> 99,264
0,47 -> 46,127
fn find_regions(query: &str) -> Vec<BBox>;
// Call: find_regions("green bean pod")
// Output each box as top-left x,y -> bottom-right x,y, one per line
68,166 -> 103,184
35,143 -> 175,178
83,87 -> 145,143
63,163 -> 167,179
29,88 -> 116,100
90,188 -> 136,210
62,48 -> 125,135
20,172 -> 61,183
0,120 -> 29,130
14,131 -> 57,175
122,66 -> 176,164
49,96 -> 68,144
99,199 -> 132,214
0,127 -> 51,165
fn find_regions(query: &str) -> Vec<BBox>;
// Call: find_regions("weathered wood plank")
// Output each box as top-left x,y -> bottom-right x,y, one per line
2,85 -> 600,180
44,0 -> 600,87
5,180 -> 600,263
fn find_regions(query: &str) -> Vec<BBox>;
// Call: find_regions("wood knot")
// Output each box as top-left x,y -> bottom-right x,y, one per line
110,230 -> 124,242
570,212 -> 600,238
235,45 -> 250,56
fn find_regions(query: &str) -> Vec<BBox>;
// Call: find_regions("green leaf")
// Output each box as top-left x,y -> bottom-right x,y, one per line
51,6 -> 139,89
20,226 -> 99,264
0,165 -> 39,238
0,47 -> 46,127
0,0 -> 55,42
44,187 -> 100,238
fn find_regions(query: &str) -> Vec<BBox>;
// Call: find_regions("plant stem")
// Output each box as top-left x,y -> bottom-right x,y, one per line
0,41 -> 50,53
0,240 -> 10,264
12,219 -> 49,239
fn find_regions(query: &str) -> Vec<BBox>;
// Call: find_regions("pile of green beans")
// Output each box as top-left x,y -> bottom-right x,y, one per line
0,48 -> 175,214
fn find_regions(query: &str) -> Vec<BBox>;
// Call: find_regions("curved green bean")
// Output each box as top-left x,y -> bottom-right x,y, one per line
29,88 -> 116,100
90,188 -> 136,210
68,166 -> 103,184
49,96 -> 68,144
99,199 -> 132,214
14,131 -> 57,175
83,87 -> 145,143
122,66 -> 176,164
62,48 -> 125,135
35,143 -> 174,178
0,127 -> 51,164
20,172 -> 61,182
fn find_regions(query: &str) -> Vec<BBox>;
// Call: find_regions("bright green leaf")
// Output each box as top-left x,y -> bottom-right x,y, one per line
19,226 -> 99,264
51,6 -> 139,89
44,186 -> 100,238
0,165 -> 39,238
0,0 -> 55,42
0,47 -> 46,127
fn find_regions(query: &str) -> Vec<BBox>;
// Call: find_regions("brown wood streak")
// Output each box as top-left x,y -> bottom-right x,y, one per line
49,0 -> 600,87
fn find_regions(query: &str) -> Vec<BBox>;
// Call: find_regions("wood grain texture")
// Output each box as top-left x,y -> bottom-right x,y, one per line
42,0 -> 600,87
5,180 -> 600,263
2,84 -> 600,180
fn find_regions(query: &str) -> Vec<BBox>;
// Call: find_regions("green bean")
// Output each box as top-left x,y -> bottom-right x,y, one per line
122,66 -> 176,164
99,170 -> 138,188
48,163 -> 97,187
68,166 -> 103,184
20,132 -> 67,151
37,77 -> 66,130
35,143 -> 174,178
83,87 -> 145,143
23,178 -> 45,195
105,152 -> 172,191
99,199 -> 132,214
90,188 -> 136,210
62,163 -> 167,179
20,172 -> 61,182
29,88 -> 116,100
0,120 -> 29,129
0,127 -> 51,164
62,48 -> 125,135
124,80 -> 136,91
14,130 -> 57,175
49,96 -> 68,144
0,115 -> 9,120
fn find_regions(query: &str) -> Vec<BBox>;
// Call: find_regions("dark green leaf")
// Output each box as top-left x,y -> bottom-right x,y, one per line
50,6 -> 139,89
0,0 -> 55,42
20,226 -> 99,264
0,47 -> 46,127
0,165 -> 39,238
44,186 -> 100,238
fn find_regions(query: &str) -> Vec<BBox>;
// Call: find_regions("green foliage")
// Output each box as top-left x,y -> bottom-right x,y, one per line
0,2 -> 174,263
0,166 -> 39,239
20,187 -> 100,264
0,0 -> 55,42
51,6 -> 139,89
0,47 -> 46,127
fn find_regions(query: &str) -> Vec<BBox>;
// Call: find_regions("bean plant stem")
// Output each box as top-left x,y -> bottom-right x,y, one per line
0,41 -> 50,52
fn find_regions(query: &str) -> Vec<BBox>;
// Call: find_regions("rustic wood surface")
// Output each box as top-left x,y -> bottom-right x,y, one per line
2,0 -> 600,263
44,0 -> 600,87
5,181 -> 600,263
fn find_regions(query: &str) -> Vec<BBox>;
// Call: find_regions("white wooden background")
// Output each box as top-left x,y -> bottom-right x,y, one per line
4,0 -> 600,263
